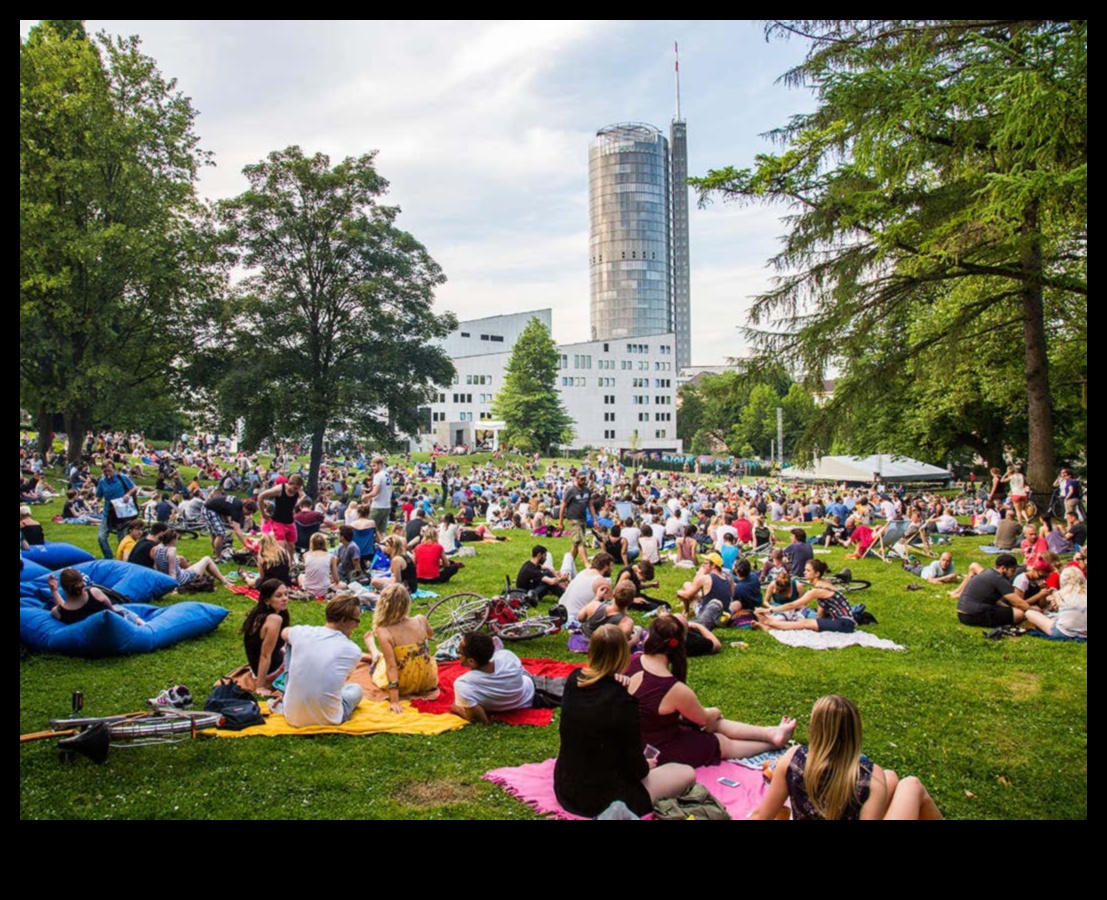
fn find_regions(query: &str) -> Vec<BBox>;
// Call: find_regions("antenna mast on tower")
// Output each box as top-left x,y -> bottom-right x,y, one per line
674,41 -> 682,121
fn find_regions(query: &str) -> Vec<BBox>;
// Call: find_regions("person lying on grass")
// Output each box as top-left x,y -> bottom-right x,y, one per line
49,568 -> 144,626
903,551 -> 959,584
751,694 -> 942,821
448,631 -> 567,723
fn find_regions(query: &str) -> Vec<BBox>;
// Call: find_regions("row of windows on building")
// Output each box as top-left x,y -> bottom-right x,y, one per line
560,356 -> 671,372
432,411 -> 494,423
458,332 -> 505,343
601,429 -> 668,440
562,376 -> 671,388
464,374 -> 493,385
603,411 -> 672,423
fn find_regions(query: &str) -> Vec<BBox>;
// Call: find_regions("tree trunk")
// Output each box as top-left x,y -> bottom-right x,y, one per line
36,403 -> 53,457
64,408 -> 91,464
307,423 -> 326,502
1020,200 -> 1055,502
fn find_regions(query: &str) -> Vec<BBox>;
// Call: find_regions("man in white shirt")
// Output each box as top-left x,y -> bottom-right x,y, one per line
559,552 -> 614,622
280,595 -> 370,727
449,633 -> 537,723
365,456 -> 393,533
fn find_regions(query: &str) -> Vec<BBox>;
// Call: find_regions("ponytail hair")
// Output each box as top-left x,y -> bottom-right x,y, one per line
643,615 -> 688,684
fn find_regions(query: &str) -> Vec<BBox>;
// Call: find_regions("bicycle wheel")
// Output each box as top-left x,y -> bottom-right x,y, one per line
834,577 -> 871,592
108,712 -> 222,746
491,617 -> 562,641
426,592 -> 489,639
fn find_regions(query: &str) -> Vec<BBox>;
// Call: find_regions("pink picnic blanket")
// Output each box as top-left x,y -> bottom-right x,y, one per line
484,757 -> 767,820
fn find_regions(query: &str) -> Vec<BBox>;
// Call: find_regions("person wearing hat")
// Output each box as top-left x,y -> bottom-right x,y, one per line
676,552 -> 734,625
1013,559 -> 1057,609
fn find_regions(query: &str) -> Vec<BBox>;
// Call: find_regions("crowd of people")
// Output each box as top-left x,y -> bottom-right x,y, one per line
20,430 -> 1087,819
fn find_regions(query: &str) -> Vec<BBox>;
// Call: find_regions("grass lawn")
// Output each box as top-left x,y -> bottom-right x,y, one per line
19,461 -> 1087,819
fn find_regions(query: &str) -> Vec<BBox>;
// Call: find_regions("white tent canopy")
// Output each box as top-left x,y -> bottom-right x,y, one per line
784,454 -> 951,484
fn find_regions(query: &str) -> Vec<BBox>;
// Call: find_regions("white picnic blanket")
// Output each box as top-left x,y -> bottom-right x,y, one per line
764,629 -> 906,651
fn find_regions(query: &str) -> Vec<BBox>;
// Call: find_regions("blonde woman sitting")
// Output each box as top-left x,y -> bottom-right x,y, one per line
365,584 -> 438,713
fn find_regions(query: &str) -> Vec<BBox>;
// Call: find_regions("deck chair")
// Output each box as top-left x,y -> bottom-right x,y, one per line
868,520 -> 908,562
750,525 -> 774,556
900,523 -> 935,557
295,520 -> 321,554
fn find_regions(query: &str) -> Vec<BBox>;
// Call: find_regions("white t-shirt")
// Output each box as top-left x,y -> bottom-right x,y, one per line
282,625 -> 363,727
561,568 -> 608,621
453,649 -> 535,712
714,524 -> 737,550
622,526 -> 641,554
371,470 -> 393,509
639,535 -> 660,565
439,523 -> 459,554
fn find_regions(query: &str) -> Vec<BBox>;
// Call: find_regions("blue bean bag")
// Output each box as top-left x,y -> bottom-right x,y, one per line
20,559 -> 180,610
21,542 -> 96,570
20,559 -> 52,582
19,602 -> 229,657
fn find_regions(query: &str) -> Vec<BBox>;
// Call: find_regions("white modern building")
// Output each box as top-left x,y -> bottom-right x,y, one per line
415,310 -> 681,454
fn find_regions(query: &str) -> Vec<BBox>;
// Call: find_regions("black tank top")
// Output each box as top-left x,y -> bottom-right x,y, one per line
400,553 -> 418,594
263,559 -> 293,587
273,490 -> 296,524
244,622 -> 286,676
57,593 -> 112,624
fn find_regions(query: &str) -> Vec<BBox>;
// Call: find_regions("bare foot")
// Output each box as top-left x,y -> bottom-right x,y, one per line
772,716 -> 798,747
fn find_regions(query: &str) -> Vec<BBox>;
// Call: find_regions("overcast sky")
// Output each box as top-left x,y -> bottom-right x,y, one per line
21,20 -> 814,365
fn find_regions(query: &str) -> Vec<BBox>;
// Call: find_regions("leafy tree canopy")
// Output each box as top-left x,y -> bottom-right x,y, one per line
693,20 -> 1087,488
491,317 -> 574,454
210,146 -> 456,497
20,20 -> 219,456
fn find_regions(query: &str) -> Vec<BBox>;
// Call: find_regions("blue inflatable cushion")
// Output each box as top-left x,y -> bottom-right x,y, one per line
20,542 -> 96,569
19,602 -> 229,657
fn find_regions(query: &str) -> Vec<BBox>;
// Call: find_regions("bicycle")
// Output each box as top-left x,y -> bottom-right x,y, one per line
425,577 -> 566,642
21,692 -> 223,763
1025,487 -> 1085,523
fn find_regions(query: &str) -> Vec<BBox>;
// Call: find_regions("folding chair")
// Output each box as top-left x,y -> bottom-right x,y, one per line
868,520 -> 908,562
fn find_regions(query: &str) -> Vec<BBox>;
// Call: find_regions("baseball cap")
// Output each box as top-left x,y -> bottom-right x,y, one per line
705,552 -> 724,567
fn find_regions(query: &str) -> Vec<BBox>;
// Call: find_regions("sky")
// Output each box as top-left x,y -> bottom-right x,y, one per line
21,20 -> 815,366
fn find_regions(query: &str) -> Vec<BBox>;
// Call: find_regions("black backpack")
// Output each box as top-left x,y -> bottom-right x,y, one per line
204,679 -> 265,731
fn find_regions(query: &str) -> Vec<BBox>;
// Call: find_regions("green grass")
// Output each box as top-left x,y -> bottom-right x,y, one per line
20,468 -> 1086,819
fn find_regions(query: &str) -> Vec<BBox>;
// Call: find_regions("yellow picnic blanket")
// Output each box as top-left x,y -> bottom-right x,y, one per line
208,698 -> 467,739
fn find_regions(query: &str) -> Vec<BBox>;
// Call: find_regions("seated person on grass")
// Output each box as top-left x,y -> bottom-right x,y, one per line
278,594 -> 369,727
731,557 -> 763,613
954,554 -> 1032,628
578,581 -> 643,646
754,559 -> 857,634
904,551 -> 959,584
1012,560 -> 1057,609
816,514 -> 848,547
616,559 -> 668,612
676,552 -> 734,622
449,632 -> 567,723
516,544 -> 569,600
1063,511 -> 1086,550
1024,566 -> 1087,642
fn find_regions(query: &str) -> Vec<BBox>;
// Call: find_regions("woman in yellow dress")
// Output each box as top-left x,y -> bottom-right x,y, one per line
366,583 -> 439,713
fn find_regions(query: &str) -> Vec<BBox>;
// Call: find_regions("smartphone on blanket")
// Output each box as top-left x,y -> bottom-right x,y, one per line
717,777 -> 740,788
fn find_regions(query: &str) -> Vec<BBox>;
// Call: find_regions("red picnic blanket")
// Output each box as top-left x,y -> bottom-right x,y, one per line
412,658 -> 580,726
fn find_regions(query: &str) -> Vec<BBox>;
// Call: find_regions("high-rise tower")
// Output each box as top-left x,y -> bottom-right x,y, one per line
589,48 -> 691,363
669,44 -> 692,372
589,123 -> 671,341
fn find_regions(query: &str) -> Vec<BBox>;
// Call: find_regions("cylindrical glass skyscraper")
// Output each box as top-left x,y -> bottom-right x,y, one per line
589,123 -> 671,340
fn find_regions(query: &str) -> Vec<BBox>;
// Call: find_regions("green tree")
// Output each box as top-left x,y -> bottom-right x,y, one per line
491,317 -> 574,454
693,20 -> 1087,494
213,146 -> 456,498
20,21 -> 218,457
